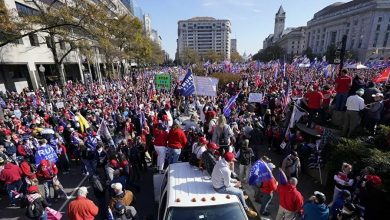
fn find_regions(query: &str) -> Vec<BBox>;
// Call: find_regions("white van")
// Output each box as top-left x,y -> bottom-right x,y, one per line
155,162 -> 248,220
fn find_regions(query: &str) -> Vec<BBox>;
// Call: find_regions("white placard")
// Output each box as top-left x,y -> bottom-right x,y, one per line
179,76 -> 219,97
248,93 -> 263,103
27,92 -> 35,97
14,81 -> 29,94
0,84 -> 6,93
56,102 -> 64,109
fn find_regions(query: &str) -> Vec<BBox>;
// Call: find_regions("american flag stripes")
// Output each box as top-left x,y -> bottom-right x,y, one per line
223,92 -> 240,117
280,78 -> 292,110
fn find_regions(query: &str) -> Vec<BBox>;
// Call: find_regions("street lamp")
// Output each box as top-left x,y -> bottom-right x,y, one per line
38,64 -> 50,102
39,65 -> 45,73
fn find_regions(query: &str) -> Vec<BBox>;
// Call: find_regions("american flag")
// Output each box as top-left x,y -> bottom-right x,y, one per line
280,78 -> 292,110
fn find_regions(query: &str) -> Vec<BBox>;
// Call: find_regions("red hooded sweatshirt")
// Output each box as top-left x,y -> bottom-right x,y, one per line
153,129 -> 168,146
37,160 -> 58,180
167,128 -> 187,149
277,183 -> 304,212
0,162 -> 22,184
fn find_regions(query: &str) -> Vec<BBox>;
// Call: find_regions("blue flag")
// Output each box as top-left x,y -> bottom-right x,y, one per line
34,145 -> 58,165
179,69 -> 195,96
223,92 -> 240,117
248,160 -> 273,186
0,97 -> 6,108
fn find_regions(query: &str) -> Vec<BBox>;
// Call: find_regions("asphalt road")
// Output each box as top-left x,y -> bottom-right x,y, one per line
0,162 -> 157,220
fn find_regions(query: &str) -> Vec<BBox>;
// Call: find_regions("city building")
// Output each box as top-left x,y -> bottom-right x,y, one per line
0,0 -> 134,92
276,27 -> 307,55
150,29 -> 162,47
262,6 -> 306,56
263,6 -> 286,49
306,0 -> 390,61
143,13 -> 152,36
230,39 -> 237,52
177,17 -> 231,61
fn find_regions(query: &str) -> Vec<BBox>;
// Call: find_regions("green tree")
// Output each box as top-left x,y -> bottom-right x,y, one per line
202,50 -> 223,63
181,48 -> 200,65
302,47 -> 316,60
325,44 -> 337,64
252,45 -> 285,62
230,51 -> 243,63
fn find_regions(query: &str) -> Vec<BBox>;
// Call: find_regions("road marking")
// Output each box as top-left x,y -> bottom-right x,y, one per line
58,175 -> 89,212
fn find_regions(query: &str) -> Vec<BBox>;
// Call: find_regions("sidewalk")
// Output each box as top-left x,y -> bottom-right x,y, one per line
242,145 -> 327,220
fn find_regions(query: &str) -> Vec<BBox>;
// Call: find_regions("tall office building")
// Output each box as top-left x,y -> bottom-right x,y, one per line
230,39 -> 237,52
177,17 -> 231,61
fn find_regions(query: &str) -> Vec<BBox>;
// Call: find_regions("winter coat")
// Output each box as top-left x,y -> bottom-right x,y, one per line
260,177 -> 278,194
67,196 -> 99,220
303,202 -> 329,220
153,129 -> 168,146
36,160 -> 58,180
277,184 -> 304,212
109,190 -> 135,209
0,162 -> 22,184
167,128 -> 187,149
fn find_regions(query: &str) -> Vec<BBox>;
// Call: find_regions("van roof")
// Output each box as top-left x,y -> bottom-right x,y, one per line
166,162 -> 240,207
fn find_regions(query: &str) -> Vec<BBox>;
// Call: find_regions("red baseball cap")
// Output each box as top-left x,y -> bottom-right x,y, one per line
224,152 -> 236,162
27,185 -> 39,193
199,137 -> 208,145
207,142 -> 219,150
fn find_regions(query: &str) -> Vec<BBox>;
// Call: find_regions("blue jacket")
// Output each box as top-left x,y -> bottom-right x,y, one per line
303,201 -> 329,220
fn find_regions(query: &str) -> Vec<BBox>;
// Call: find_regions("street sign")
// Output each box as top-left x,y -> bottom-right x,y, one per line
155,74 -> 171,90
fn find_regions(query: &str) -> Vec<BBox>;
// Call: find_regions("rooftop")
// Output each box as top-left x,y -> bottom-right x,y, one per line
167,162 -> 240,207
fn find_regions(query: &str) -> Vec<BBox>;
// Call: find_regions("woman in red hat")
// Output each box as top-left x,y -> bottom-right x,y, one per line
22,185 -> 50,219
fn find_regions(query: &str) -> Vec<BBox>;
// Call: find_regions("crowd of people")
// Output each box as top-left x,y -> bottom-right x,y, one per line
0,61 -> 388,220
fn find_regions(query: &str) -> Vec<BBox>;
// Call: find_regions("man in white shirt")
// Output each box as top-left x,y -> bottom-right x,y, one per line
343,88 -> 365,137
211,152 -> 257,218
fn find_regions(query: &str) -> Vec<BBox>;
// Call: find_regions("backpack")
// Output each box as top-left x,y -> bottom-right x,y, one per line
218,126 -> 229,147
238,148 -> 252,166
26,199 -> 44,219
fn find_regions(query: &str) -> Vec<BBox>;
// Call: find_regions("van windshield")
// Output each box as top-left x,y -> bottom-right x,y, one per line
165,203 -> 247,220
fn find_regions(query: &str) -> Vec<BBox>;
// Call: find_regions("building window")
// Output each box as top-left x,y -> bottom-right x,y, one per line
15,2 -> 39,16
378,17 -> 382,22
45,36 -> 52,48
59,40 -> 66,50
358,38 -> 362,48
350,39 -> 355,49
384,32 -> 389,47
373,33 -> 379,47
376,25 -> 381,31
353,20 -> 358,25
346,22 -> 350,27
387,24 -> 390,31
29,34 -> 39,46
292,41 -> 295,44
330,31 -> 337,44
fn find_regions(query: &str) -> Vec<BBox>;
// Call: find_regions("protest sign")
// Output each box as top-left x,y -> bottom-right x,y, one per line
56,102 -> 64,109
178,76 -> 219,97
35,145 -> 58,165
248,93 -> 263,103
155,74 -> 171,90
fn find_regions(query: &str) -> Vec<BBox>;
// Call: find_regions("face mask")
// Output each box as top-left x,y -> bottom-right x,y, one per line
97,148 -> 103,153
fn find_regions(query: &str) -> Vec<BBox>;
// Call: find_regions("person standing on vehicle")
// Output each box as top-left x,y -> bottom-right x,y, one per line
211,152 -> 257,218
